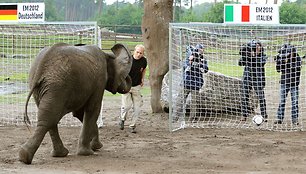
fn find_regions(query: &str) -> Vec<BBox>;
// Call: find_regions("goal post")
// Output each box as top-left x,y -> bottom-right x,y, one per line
168,23 -> 306,132
0,21 -> 100,127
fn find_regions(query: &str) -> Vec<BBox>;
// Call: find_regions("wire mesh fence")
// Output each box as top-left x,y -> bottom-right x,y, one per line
168,23 -> 306,132
0,21 -> 100,127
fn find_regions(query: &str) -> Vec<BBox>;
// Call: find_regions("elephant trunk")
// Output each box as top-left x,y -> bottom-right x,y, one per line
117,75 -> 132,94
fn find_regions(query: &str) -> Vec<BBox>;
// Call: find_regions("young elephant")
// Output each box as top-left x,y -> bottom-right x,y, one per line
19,43 -> 133,164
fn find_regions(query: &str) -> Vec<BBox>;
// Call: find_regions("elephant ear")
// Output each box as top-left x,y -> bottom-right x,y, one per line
106,43 -> 133,94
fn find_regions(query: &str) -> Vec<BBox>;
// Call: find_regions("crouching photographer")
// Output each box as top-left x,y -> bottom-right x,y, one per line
175,44 -> 209,122
274,43 -> 302,125
185,44 -> 208,74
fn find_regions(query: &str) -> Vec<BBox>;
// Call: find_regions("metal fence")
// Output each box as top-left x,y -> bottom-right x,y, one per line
0,21 -> 100,126
168,23 -> 306,132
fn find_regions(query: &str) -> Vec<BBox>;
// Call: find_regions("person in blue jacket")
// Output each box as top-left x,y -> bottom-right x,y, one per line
274,43 -> 302,125
175,44 -> 209,122
183,44 -> 208,91
239,40 -> 268,122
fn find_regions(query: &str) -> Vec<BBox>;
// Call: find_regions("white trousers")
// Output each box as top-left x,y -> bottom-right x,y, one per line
120,85 -> 143,128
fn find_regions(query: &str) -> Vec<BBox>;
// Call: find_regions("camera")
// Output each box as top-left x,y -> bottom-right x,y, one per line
187,45 -> 204,63
240,43 -> 256,57
191,49 -> 203,62
274,44 -> 296,61
191,52 -> 203,62
239,40 -> 264,58
190,48 -> 199,53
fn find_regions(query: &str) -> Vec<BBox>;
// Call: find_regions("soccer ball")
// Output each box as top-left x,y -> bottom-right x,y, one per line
252,115 -> 263,126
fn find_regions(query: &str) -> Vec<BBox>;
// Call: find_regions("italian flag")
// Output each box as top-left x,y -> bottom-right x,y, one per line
0,4 -> 17,20
225,4 -> 250,23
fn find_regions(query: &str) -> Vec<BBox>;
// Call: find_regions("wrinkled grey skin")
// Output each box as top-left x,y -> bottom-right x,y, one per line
19,43 -> 133,164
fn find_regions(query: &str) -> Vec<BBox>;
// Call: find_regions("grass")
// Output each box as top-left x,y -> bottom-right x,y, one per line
0,38 -> 148,106
2,35 -> 303,103
209,61 -> 244,78
0,92 -> 27,104
0,73 -> 28,82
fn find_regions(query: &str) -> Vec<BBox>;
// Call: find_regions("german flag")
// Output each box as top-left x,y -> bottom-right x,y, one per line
0,5 -> 17,21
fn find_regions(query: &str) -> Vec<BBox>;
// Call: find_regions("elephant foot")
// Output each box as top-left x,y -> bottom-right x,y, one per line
90,140 -> 103,151
77,147 -> 94,156
51,147 -> 69,157
19,147 -> 33,165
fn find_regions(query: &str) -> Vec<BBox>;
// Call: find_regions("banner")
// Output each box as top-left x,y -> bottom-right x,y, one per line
224,4 -> 279,24
0,3 -> 44,22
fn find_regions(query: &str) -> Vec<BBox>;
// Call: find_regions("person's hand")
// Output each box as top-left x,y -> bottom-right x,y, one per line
140,79 -> 144,87
189,55 -> 194,64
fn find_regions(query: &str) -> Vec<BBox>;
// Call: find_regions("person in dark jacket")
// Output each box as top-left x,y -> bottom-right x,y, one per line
239,40 -> 268,121
274,43 -> 302,125
183,44 -> 208,91
175,44 -> 209,122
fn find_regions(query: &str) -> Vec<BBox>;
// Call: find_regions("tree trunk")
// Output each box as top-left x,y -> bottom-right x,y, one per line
173,0 -> 176,21
142,0 -> 173,113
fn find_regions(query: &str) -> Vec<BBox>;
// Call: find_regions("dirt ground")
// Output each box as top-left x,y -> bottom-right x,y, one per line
1,93 -> 306,174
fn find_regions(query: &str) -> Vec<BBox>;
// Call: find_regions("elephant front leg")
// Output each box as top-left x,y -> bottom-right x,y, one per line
49,125 -> 69,157
77,130 -> 94,156
19,126 -> 48,164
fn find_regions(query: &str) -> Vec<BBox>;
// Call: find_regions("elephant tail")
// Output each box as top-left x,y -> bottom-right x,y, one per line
24,86 -> 34,130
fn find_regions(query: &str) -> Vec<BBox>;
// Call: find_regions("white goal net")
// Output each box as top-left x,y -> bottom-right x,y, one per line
0,22 -> 100,127
168,23 -> 306,132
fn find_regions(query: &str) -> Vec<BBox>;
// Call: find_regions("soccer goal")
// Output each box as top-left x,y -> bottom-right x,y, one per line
168,23 -> 306,132
0,21 -> 100,127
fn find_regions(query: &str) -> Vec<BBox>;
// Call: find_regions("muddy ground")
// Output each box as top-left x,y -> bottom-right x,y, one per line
1,93 -> 306,174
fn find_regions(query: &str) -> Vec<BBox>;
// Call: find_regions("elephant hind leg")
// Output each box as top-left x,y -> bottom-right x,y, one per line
77,93 -> 103,155
90,124 -> 103,151
49,125 -> 69,157
77,112 -> 97,156
19,126 -> 48,164
19,96 -> 67,164
73,107 -> 85,122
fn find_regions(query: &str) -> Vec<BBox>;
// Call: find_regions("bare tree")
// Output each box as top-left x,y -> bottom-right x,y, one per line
142,0 -> 173,113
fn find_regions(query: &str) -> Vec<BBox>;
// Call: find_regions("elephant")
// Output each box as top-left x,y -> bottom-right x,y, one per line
19,42 -> 133,164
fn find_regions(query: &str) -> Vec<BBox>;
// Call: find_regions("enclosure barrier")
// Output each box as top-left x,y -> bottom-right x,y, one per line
167,23 -> 306,132
0,21 -> 100,127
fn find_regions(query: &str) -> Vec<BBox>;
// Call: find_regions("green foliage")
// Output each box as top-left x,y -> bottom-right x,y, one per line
296,0 -> 306,5
44,0 -> 63,21
97,3 -> 143,28
202,2 -> 226,23
1,0 -> 306,25
180,9 -> 198,22
279,2 -> 306,24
